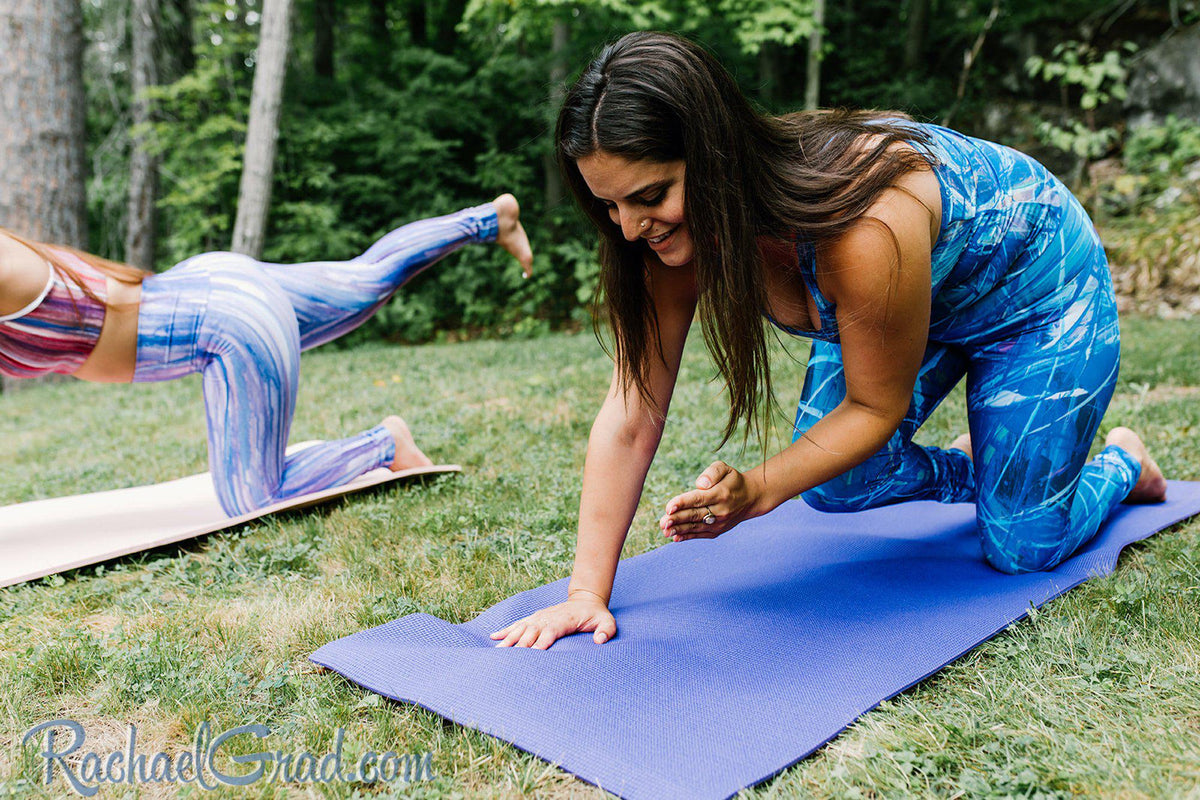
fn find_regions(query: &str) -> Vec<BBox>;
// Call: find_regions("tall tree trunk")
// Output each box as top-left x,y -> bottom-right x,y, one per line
804,0 -> 826,110
163,0 -> 196,77
0,0 -> 88,246
314,0 -> 336,78
370,0 -> 391,73
405,0 -> 426,47
126,0 -> 160,270
372,0 -> 390,35
941,1 -> 1000,128
231,0 -> 294,259
542,17 -> 568,213
0,0 -> 87,393
903,0 -> 930,72
759,43 -> 779,107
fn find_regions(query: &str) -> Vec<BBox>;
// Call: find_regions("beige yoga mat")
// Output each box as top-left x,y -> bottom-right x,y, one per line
0,444 -> 459,588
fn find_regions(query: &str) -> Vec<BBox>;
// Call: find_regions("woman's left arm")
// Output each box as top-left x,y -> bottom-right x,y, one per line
662,185 -> 935,539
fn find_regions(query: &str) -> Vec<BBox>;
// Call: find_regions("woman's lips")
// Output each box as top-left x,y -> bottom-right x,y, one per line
646,226 -> 677,249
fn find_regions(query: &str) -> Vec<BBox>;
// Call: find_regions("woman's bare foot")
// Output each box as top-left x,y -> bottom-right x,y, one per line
381,415 -> 434,471
949,433 -> 972,458
1106,426 -> 1167,503
492,193 -> 533,277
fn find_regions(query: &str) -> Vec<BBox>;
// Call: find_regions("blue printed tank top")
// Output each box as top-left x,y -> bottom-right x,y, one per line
771,121 -> 1098,347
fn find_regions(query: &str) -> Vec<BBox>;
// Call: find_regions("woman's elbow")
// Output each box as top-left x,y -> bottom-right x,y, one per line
591,404 -> 664,456
842,397 -> 907,443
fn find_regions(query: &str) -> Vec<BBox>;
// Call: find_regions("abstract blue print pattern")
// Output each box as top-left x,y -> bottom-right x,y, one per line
133,205 -> 498,516
787,124 -> 1141,573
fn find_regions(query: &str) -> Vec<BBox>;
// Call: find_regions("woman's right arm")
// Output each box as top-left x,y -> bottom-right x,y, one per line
491,258 -> 697,649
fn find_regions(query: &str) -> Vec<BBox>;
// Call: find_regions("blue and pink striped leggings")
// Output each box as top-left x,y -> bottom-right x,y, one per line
133,204 -> 498,516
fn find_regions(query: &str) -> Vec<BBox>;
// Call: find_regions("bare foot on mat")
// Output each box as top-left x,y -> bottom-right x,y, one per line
1106,426 -> 1167,503
382,415 -> 434,471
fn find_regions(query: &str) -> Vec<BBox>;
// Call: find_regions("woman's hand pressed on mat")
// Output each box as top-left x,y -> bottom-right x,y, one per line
491,589 -> 617,649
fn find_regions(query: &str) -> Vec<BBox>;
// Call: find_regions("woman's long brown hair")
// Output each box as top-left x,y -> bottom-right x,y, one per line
2,228 -> 152,309
557,31 -> 935,447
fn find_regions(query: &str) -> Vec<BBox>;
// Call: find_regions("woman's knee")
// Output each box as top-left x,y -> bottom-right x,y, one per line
977,514 -> 1068,574
801,477 -> 879,513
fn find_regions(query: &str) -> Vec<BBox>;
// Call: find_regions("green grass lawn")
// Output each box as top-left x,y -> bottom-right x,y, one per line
1,316 -> 1198,798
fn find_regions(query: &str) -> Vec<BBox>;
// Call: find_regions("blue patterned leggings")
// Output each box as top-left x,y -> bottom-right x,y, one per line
793,210 -> 1141,574
133,205 -> 498,516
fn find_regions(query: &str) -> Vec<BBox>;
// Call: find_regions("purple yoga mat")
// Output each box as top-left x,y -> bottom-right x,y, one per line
312,480 -> 1200,800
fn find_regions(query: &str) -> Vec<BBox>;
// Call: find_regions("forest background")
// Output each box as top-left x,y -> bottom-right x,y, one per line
8,0 -> 1200,346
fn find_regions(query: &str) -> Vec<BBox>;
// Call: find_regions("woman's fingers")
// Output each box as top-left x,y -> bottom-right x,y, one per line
664,488 -> 716,516
593,616 -> 617,644
491,602 -> 615,649
695,460 -> 731,490
668,525 -> 722,541
516,625 -> 543,648
493,620 -> 537,648
491,622 -> 526,647
532,628 -> 561,650
665,462 -> 738,515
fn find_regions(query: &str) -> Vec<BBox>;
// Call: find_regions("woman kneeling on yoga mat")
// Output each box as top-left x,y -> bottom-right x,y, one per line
491,31 -> 1168,650
0,196 -> 532,516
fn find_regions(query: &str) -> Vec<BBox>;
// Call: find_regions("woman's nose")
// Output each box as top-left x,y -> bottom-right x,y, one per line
618,209 -> 642,242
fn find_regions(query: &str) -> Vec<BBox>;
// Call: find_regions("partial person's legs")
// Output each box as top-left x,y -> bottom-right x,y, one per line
967,270 -> 1141,573
258,204 -> 500,350
794,339 -> 975,512
135,256 -> 402,516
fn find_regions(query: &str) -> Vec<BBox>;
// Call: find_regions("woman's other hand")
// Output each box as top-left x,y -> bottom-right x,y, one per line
490,591 -> 617,650
660,461 -> 765,541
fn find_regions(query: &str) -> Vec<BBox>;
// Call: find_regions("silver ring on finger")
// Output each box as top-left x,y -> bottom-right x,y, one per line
702,505 -> 717,526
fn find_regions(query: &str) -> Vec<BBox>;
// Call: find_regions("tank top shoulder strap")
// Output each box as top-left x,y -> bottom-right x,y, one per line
0,264 -> 54,322
764,238 -> 840,343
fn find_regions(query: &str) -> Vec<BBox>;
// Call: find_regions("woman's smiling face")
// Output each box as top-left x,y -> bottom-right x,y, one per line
575,151 -> 693,266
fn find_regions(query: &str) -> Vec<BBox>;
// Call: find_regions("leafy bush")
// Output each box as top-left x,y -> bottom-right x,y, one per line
1124,116 -> 1200,195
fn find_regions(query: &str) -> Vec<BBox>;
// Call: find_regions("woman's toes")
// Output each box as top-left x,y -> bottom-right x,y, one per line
382,415 -> 434,470
1106,426 -> 1167,503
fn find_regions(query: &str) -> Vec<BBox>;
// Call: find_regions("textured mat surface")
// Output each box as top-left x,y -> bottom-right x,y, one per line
312,480 -> 1200,800
0,444 -> 458,588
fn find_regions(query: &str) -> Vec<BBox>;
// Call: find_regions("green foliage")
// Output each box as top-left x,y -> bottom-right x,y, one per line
462,0 -> 674,41
1090,117 -> 1200,216
717,0 -> 816,55
1124,116 -> 1200,186
1082,117 -> 1200,315
1026,41 -> 1137,160
1026,42 -> 1135,111
78,0 -> 1195,337
145,1 -> 259,264
82,0 -> 133,258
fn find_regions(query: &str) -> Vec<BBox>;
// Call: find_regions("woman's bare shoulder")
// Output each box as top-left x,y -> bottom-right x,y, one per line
0,232 -> 53,316
820,178 -> 936,310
